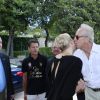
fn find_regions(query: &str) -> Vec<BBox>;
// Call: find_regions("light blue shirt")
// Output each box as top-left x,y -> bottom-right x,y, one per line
0,59 -> 6,92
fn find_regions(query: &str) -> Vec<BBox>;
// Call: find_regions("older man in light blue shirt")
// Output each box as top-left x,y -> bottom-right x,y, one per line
0,37 -> 7,100
0,58 -> 6,92
0,37 -> 14,100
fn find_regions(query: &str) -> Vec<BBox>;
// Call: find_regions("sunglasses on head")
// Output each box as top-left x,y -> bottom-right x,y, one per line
75,35 -> 87,40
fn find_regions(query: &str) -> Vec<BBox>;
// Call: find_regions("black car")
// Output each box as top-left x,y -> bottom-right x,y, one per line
11,63 -> 23,92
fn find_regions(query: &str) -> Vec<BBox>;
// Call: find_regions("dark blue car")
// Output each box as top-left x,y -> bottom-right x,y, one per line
11,63 -> 23,92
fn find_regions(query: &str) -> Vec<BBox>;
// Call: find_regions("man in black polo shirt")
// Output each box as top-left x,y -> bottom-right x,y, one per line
22,39 -> 47,100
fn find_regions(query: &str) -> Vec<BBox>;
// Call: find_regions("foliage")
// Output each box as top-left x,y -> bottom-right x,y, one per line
0,35 -> 33,51
28,0 -> 62,46
50,0 -> 100,37
0,0 -> 100,57
25,27 -> 46,38
0,0 -> 36,32
0,0 -> 36,57
14,50 -> 28,57
1,35 -> 53,57
29,0 -> 100,42
39,47 -> 52,57
14,47 -> 52,57
95,31 -> 100,44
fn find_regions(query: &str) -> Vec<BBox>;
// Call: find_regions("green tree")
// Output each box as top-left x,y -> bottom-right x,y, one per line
0,0 -> 35,57
30,0 -> 100,44
29,0 -> 60,46
51,0 -> 100,38
0,0 -> 100,56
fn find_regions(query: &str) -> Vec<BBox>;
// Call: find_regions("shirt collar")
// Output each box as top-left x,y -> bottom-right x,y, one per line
91,43 -> 100,53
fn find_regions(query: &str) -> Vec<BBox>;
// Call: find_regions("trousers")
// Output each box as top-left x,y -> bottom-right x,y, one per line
27,92 -> 46,100
85,87 -> 100,100
0,89 -> 7,100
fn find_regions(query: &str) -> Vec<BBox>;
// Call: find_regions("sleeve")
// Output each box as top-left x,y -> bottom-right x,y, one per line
45,57 -> 54,98
22,59 -> 28,73
43,56 -> 48,69
6,56 -> 14,95
60,58 -> 82,100
73,50 -> 84,79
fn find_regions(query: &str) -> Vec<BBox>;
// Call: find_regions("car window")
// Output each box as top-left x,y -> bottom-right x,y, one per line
11,64 -> 17,68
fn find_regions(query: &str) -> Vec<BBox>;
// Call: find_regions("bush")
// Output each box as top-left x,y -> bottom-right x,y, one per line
39,47 -> 52,57
14,47 -> 52,58
14,50 -> 28,57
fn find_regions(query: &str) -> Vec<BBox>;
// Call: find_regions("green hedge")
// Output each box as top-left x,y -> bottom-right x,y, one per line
39,47 -> 52,57
1,34 -> 100,52
14,50 -> 28,57
0,35 -> 33,50
14,47 -> 53,57
0,35 -> 53,58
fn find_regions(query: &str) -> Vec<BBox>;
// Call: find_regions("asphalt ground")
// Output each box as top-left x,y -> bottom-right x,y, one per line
15,91 -> 77,100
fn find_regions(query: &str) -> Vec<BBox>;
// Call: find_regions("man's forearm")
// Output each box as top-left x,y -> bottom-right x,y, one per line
23,73 -> 27,95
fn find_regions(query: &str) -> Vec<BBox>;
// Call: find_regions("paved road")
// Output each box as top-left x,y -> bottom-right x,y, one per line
15,92 -> 77,100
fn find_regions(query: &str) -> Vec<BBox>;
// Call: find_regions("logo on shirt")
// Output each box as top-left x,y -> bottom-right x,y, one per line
28,62 -> 32,69
39,62 -> 42,67
28,62 -> 43,79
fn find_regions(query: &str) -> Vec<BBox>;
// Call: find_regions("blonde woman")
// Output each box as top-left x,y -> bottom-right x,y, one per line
46,33 -> 82,100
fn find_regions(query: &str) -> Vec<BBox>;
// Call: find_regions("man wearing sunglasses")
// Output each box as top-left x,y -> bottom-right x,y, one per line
74,23 -> 100,100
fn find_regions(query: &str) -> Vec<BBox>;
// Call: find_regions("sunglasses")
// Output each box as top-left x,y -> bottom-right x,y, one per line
75,35 -> 87,40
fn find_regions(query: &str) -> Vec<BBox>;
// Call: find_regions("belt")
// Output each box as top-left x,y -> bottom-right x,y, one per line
89,87 -> 100,92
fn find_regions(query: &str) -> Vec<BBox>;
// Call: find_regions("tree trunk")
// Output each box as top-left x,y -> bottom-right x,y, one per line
44,28 -> 49,47
7,30 -> 14,58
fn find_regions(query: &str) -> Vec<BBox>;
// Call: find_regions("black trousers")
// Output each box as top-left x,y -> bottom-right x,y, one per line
77,92 -> 85,100
0,89 -> 7,100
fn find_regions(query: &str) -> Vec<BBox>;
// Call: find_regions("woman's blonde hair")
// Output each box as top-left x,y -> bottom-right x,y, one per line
54,33 -> 72,51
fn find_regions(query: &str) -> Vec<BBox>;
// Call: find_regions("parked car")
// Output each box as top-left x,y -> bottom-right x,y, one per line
11,63 -> 23,92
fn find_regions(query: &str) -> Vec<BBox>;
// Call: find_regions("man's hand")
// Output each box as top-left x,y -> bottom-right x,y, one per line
23,73 -> 27,100
10,94 -> 15,100
24,93 -> 27,100
75,79 -> 85,93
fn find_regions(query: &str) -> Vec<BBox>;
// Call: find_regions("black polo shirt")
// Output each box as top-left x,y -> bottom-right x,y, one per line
22,53 -> 47,95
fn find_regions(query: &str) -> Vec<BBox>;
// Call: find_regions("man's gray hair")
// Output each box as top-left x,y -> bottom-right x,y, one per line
80,23 -> 94,42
